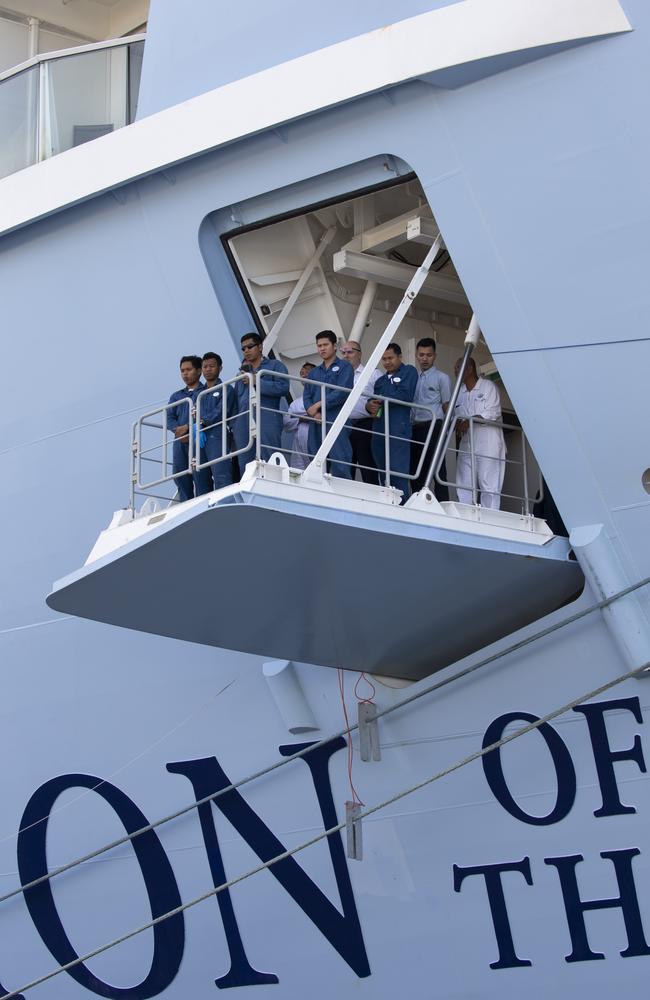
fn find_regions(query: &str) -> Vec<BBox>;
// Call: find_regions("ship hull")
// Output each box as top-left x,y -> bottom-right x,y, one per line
1,0 -> 650,996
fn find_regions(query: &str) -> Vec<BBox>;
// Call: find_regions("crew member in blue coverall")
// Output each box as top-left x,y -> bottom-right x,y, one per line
367,342 -> 418,501
199,351 -> 233,491
167,355 -> 212,502
231,331 -> 289,475
303,330 -> 355,479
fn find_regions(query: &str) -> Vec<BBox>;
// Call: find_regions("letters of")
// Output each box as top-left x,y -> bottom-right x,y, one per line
459,695 -> 650,970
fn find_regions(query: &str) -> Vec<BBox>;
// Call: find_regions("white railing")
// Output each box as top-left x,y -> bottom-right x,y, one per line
0,34 -> 145,180
253,370 -> 436,486
130,373 -> 254,508
129,370 -> 437,511
433,414 -> 543,514
129,369 -> 541,516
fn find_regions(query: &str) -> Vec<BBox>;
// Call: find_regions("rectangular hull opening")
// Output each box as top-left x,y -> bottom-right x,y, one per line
223,176 -> 562,531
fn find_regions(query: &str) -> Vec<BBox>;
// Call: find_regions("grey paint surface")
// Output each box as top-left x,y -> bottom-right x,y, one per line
48,501 -> 584,679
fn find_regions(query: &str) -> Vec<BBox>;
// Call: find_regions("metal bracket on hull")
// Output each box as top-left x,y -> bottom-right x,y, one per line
358,702 -> 381,762
262,659 -> 320,734
346,801 -> 363,861
570,523 -> 650,673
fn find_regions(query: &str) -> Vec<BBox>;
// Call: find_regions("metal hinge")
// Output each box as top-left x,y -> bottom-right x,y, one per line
358,702 -> 381,762
346,802 -> 363,861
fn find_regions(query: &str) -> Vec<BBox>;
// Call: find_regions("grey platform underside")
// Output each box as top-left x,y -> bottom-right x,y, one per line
47,501 -> 584,679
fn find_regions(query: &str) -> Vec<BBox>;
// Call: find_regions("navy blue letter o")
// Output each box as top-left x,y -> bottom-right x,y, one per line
482,713 -> 576,825
17,774 -> 184,999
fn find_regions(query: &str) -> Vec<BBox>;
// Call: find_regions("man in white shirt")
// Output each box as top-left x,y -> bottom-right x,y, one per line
453,357 -> 506,509
340,340 -> 382,484
283,362 -> 315,470
409,337 -> 452,499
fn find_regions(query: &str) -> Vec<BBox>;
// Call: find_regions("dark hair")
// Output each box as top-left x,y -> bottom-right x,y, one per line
180,355 -> 203,370
416,337 -> 436,351
241,332 -> 263,347
301,361 -> 316,371
202,352 -> 223,366
315,330 -> 337,345
385,342 -> 402,356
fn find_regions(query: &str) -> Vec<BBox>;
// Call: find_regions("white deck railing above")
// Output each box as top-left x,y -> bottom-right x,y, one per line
0,34 -> 145,181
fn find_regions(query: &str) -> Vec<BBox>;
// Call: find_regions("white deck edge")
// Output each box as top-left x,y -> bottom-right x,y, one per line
0,0 -> 630,238
83,467 -> 558,568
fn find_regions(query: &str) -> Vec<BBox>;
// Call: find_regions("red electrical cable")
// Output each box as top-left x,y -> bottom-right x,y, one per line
354,671 -> 376,705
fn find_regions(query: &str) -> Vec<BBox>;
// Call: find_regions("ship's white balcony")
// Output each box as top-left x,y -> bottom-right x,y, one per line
46,372 -> 584,680
0,34 -> 144,180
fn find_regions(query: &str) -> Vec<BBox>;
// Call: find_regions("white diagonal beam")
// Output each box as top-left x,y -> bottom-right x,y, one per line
303,234 -> 443,483
264,226 -> 336,355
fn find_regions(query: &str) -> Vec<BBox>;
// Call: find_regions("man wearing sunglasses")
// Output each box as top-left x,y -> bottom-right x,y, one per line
231,332 -> 289,476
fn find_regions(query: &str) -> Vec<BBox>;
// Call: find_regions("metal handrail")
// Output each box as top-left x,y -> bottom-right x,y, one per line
253,369 -> 436,486
194,372 -> 254,471
131,367 -> 435,509
130,374 -> 255,509
435,414 -> 542,512
129,371 -> 540,513
131,396 -> 193,500
424,313 -> 480,491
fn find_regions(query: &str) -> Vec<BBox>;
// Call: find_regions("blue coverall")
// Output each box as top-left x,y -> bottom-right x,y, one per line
199,380 -> 234,491
302,357 -> 355,479
371,363 -> 418,499
167,385 -> 212,502
231,358 -> 289,472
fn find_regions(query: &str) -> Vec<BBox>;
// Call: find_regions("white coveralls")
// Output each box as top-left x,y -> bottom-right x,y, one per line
454,377 -> 506,509
283,397 -> 311,471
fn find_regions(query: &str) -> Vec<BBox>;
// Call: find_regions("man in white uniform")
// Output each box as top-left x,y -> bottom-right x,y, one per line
283,362 -> 315,470
340,340 -> 382,484
453,357 -> 506,508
